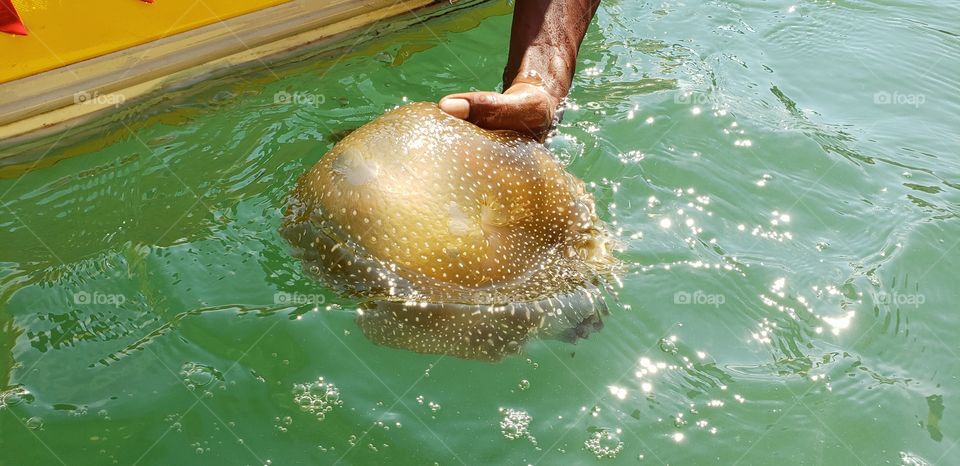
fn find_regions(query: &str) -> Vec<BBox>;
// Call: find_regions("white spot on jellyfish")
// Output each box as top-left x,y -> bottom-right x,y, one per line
448,201 -> 471,236
333,147 -> 379,186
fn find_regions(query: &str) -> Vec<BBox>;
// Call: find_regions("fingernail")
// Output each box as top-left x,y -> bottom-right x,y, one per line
439,98 -> 469,119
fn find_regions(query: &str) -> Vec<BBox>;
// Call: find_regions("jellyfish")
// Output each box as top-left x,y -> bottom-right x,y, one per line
280,102 -> 619,361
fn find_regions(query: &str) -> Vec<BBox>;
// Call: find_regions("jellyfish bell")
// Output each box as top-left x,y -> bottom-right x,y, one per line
280,102 -> 619,360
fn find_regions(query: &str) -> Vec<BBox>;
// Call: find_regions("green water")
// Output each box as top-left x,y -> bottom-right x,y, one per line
2,0 -> 959,464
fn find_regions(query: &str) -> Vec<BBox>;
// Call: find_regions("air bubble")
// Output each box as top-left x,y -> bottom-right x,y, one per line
658,337 -> 679,354
292,377 -> 342,421
22,417 -> 43,431
499,408 -> 533,440
0,385 -> 33,408
584,429 -> 623,459
180,362 -> 223,389
274,415 -> 293,432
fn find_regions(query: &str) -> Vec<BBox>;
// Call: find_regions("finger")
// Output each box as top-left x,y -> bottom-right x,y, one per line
471,94 -> 511,130
439,91 -> 506,125
438,95 -> 470,119
439,91 -> 547,138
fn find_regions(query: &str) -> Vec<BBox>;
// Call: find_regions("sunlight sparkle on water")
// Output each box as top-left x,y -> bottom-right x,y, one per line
822,311 -> 856,335
608,386 -> 628,400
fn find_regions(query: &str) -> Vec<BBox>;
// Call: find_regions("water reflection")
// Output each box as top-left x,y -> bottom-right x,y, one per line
356,299 -> 606,361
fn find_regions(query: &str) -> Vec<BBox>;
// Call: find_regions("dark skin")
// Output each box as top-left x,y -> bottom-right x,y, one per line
438,0 -> 601,141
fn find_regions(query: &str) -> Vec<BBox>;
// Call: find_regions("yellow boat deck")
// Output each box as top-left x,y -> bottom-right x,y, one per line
0,0 -> 453,147
4,0 -> 288,84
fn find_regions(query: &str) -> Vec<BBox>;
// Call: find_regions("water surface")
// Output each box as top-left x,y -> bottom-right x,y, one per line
1,0 -> 958,464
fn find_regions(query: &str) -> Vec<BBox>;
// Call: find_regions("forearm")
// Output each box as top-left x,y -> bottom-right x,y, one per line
437,0 -> 599,137
503,0 -> 601,101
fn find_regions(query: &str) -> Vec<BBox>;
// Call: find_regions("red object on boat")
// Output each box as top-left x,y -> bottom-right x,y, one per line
142,0 -> 154,3
0,0 -> 27,36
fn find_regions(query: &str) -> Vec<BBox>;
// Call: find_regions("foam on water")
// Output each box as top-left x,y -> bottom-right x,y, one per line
293,376 -> 343,421
584,429 -> 624,459
499,408 -> 534,441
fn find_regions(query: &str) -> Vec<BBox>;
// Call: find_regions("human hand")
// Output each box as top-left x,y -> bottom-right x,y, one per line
438,82 -> 560,141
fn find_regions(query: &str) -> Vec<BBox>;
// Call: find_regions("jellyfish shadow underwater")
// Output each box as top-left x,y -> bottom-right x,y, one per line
280,102 -> 620,361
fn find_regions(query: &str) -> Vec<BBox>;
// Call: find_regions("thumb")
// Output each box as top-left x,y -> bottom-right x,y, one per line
438,92 -> 507,127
